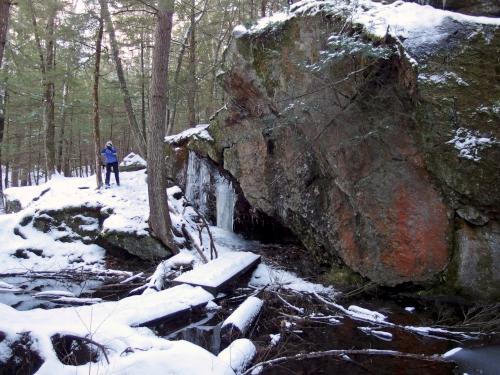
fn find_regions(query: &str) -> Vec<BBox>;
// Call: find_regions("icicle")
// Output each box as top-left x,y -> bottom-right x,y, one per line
185,151 -> 211,216
216,175 -> 236,232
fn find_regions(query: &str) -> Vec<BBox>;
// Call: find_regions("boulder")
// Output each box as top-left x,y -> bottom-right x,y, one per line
119,152 -> 147,172
98,230 -> 171,262
168,4 -> 499,299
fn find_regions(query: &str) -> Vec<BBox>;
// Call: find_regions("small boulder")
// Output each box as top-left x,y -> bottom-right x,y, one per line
119,152 -> 147,172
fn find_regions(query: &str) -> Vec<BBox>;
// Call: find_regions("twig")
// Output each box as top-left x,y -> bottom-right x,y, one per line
181,223 -> 208,263
60,334 -> 110,364
242,349 -> 449,375
274,292 -> 304,314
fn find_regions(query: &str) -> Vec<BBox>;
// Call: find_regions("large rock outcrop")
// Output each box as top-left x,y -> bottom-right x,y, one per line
171,1 -> 499,300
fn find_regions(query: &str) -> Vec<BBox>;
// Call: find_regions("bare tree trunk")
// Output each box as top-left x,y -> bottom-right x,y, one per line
99,0 -> 147,158
57,75 -> 70,173
187,0 -> 197,127
140,29 -> 147,141
0,0 -> 10,195
168,26 -> 190,136
27,121 -> 33,185
0,83 -> 7,195
92,15 -> 104,189
148,0 -> 177,252
28,0 -> 58,178
261,0 -> 268,17
0,0 -> 10,69
44,10 -> 57,177
62,106 -> 73,177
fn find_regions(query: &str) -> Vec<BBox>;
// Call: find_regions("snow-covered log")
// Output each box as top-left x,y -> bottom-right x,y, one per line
221,296 -> 264,344
218,339 -> 256,374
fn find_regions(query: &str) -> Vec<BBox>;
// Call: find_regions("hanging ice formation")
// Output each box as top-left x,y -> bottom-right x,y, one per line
185,151 -> 211,217
216,176 -> 237,232
185,151 -> 237,232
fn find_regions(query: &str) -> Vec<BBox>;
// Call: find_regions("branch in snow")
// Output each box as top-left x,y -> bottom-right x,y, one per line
242,348 -> 450,375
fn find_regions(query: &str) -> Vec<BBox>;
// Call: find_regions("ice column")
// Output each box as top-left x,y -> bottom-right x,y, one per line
216,175 -> 236,232
185,151 -> 211,216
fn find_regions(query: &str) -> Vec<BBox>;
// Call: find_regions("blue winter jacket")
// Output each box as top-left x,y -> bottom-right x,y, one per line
101,146 -> 118,164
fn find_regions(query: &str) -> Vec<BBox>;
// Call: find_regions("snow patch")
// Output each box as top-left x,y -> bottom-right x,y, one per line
446,127 -> 497,162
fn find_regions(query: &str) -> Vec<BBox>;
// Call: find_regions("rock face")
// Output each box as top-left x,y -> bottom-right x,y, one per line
172,4 -> 499,299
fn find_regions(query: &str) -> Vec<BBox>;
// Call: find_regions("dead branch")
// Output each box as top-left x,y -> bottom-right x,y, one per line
59,334 -> 110,364
186,201 -> 218,260
313,292 -> 480,341
242,349 -> 450,375
181,223 -> 208,263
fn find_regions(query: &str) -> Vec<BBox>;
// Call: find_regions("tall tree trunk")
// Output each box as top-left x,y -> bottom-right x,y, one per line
0,83 -> 7,194
28,0 -> 58,178
261,0 -> 268,17
168,26 -> 190,136
148,0 -> 177,252
92,15 -> 104,189
187,0 -> 197,127
44,8 -> 57,177
0,0 -> 10,69
63,106 -> 74,177
140,29 -> 147,141
57,75 -> 70,173
99,0 -> 147,158
0,0 -> 10,196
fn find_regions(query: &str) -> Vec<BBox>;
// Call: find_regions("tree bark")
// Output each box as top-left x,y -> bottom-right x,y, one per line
0,82 -> 7,194
140,29 -> 147,141
92,15 -> 104,189
261,0 -> 268,17
44,9 -> 56,177
167,26 -> 191,136
28,0 -> 58,178
99,0 -> 147,158
0,0 -> 10,69
148,0 -> 177,252
187,0 -> 197,127
57,74 -> 70,173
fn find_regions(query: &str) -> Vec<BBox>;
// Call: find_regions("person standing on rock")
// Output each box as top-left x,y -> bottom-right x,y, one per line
101,140 -> 120,188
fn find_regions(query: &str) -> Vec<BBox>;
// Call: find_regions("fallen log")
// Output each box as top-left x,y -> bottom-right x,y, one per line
218,338 -> 256,374
221,296 -> 264,345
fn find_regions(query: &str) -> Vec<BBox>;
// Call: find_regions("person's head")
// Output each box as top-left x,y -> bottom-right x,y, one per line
106,140 -> 113,148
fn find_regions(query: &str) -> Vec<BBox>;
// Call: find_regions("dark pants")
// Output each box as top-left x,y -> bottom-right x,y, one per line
105,162 -> 120,185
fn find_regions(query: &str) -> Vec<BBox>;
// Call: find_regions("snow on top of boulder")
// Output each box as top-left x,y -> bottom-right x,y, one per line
120,152 -> 147,167
243,0 -> 500,54
233,24 -> 248,38
164,124 -> 213,144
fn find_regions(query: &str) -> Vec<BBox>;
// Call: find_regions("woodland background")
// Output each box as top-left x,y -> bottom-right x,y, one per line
0,0 -> 291,190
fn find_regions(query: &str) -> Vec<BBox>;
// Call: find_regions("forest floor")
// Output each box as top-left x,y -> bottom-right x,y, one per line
0,169 -> 499,374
